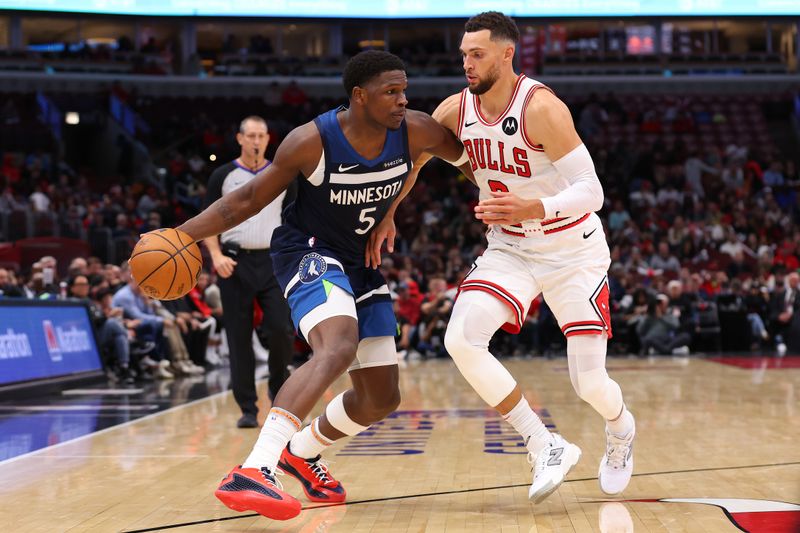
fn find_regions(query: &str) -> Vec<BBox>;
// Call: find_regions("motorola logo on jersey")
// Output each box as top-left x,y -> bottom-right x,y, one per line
298,252 -> 327,284
462,138 -> 532,178
502,117 -> 518,135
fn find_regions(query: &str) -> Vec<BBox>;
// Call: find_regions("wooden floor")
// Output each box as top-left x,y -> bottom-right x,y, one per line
1,356 -> 799,532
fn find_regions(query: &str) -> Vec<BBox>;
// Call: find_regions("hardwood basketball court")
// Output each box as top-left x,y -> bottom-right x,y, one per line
1,355 -> 798,532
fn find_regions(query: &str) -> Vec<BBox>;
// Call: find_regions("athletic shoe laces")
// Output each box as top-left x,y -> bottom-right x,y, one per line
260,466 -> 286,490
307,458 -> 334,485
605,433 -> 632,470
527,442 -> 554,473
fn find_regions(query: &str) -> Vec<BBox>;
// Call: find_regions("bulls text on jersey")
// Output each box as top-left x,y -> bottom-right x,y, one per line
462,138 -> 531,178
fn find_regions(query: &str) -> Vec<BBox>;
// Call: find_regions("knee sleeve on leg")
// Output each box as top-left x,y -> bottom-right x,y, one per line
444,292 -> 517,407
568,334 -> 624,420
325,392 -> 369,436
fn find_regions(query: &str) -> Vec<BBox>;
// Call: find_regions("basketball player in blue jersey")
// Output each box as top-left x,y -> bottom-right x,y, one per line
171,51 -> 470,520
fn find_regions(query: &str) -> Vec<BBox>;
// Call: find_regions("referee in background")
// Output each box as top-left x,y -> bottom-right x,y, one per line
203,115 -> 296,428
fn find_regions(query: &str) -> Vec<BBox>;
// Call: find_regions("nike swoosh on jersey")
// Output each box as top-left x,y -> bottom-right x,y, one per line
338,164 -> 359,172
464,121 -> 477,128
583,229 -> 597,239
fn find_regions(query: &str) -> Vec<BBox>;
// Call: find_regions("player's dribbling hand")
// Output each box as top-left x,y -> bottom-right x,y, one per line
474,191 -> 544,225
366,216 -> 396,269
211,254 -> 237,278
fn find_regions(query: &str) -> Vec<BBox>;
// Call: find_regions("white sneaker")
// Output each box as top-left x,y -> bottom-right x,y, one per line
599,420 -> 636,495
154,365 -> 175,380
180,361 -> 205,375
140,355 -> 158,368
528,434 -> 582,503
671,345 -> 690,356
253,331 -> 270,362
205,347 -> 221,366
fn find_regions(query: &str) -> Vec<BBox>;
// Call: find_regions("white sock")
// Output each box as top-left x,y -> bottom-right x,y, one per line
606,406 -> 635,437
289,417 -> 335,459
242,407 -> 301,471
503,396 -> 555,456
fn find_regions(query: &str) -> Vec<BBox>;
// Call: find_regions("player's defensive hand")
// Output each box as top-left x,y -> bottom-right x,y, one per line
366,215 -> 396,269
474,191 -> 544,225
212,254 -> 237,278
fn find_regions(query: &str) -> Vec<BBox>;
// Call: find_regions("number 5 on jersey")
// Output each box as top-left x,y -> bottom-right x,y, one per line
355,207 -> 377,235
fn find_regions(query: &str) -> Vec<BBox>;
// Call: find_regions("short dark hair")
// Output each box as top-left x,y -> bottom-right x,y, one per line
342,50 -> 406,98
68,275 -> 89,288
464,11 -> 520,44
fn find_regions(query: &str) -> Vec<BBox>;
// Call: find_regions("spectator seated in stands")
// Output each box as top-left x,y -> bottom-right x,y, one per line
768,271 -> 800,356
416,277 -> 453,358
68,275 -> 136,384
0,267 -> 24,297
162,294 -> 212,370
111,262 -> 174,379
636,294 -> 692,356
395,279 -> 423,356
744,281 -> 770,349
650,242 -> 681,274
152,299 -> 206,376
192,270 -> 226,365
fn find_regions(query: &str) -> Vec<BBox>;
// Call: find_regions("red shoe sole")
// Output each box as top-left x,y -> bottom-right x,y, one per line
214,489 -> 302,520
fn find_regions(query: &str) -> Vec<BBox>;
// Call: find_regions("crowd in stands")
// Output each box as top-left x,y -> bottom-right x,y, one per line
0,256 -> 221,383
2,87 -> 800,380
0,32 -> 462,77
3,28 -> 791,77
0,35 -> 174,75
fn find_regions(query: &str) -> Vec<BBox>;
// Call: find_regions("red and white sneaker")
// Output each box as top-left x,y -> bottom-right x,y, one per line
215,465 -> 301,520
278,446 -> 346,503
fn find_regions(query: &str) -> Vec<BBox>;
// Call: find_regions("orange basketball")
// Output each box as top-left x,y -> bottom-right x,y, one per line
129,228 -> 203,300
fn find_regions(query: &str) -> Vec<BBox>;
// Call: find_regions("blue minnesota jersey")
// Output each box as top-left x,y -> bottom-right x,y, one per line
280,106 -> 411,264
270,107 -> 409,340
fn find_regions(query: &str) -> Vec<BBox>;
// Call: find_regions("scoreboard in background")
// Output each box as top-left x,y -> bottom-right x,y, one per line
1,0 -> 799,17
0,301 -> 103,388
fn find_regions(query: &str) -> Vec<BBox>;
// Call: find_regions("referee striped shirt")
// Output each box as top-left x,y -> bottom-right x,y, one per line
204,160 -> 296,249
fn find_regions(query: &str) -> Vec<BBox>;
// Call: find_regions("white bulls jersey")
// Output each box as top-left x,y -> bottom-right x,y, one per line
455,74 -> 611,339
457,74 -> 590,237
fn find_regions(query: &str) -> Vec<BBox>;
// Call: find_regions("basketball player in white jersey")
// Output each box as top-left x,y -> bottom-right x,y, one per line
367,11 -> 636,502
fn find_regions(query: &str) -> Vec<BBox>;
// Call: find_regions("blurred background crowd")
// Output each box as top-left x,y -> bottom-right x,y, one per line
2,10 -> 800,383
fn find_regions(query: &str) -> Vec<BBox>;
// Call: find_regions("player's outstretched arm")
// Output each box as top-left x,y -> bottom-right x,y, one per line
475,90 -> 603,225
365,98 -> 469,268
395,99 -> 468,208
177,124 -> 316,242
387,95 -> 469,218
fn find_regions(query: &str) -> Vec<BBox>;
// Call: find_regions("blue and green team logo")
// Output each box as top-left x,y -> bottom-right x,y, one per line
298,253 -> 327,284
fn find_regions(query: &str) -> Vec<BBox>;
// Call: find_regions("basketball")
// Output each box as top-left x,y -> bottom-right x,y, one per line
129,228 -> 203,300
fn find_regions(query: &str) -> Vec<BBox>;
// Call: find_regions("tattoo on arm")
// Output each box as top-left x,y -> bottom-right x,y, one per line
217,198 -> 236,226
